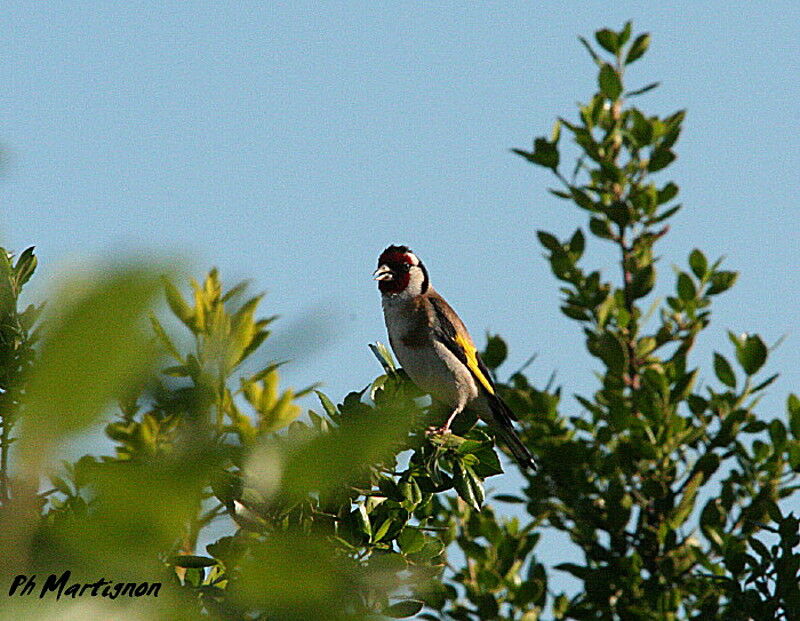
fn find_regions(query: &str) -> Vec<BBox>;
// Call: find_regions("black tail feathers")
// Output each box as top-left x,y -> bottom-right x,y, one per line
488,395 -> 538,472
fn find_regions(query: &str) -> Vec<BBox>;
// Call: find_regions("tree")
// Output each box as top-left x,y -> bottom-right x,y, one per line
426,22 -> 800,620
0,22 -> 798,621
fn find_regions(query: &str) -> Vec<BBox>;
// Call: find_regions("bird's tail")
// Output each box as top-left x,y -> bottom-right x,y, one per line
488,395 -> 538,472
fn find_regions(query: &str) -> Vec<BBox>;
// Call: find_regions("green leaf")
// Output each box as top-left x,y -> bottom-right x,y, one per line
676,272 -> 696,301
537,231 -> 562,253
595,29 -> 619,54
369,341 -> 397,373
471,443 -> 504,478
397,527 -> 426,555
163,277 -> 194,327
589,217 -> 614,239
0,251 -> 14,317
249,361 -> 287,383
657,182 -> 679,205
482,334 -> 507,370
748,537 -> 771,561
553,593 -> 569,617
23,266 -> 163,461
282,404 -> 412,499
13,246 -> 38,289
220,278 -> 250,303
713,353 -> 736,389
751,373 -> 778,393
234,533 -> 369,618
788,394 -> 800,439
767,501 -> 783,523
512,137 -> 560,169
789,442 -> 800,471
652,203 -> 682,223
453,461 -> 484,511
687,395 -> 707,415
689,249 -> 708,279
398,476 -> 422,507
372,519 -> 393,543
494,494 -> 526,504
595,294 -> 615,327
669,471 -> 702,528
597,159 -> 619,190
578,36 -> 601,65
384,600 -> 424,619
671,368 -> 698,403
532,137 -> 559,169
562,305 -> 589,321
631,265 -> 656,299
695,452 -> 720,478
598,63 -> 622,100
452,438 -> 482,455
354,503 -> 372,540
649,147 -> 676,172
551,119 -> 562,143
169,555 -> 218,568
706,271 -> 738,295
727,330 -> 743,349
736,334 -> 768,375
626,33 -> 651,64
183,568 -> 203,587
626,81 -> 660,97
149,314 -> 183,362
569,228 -> 585,258
769,419 -> 787,448
570,187 -> 596,211
554,563 -> 590,580
630,109 -> 653,145
589,331 -> 628,375
617,22 -> 632,47
315,390 -> 339,418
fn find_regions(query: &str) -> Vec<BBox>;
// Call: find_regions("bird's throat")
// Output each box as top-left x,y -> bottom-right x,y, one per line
378,272 -> 410,295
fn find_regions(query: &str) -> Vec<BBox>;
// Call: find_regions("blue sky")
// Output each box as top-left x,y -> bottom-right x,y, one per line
3,0 -> 799,599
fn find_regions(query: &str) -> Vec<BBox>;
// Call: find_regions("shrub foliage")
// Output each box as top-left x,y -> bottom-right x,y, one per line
0,22 -> 797,621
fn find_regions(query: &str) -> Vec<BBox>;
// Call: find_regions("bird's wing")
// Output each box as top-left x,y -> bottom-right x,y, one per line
428,296 -> 496,396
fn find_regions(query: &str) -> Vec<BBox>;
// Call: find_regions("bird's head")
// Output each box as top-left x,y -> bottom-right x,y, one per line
374,245 -> 429,297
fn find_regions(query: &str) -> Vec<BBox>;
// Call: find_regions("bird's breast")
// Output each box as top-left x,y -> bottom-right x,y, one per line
382,299 -> 478,407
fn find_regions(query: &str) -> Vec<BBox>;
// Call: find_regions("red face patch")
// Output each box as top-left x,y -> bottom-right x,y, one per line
376,250 -> 413,294
378,270 -> 410,294
378,251 -> 413,266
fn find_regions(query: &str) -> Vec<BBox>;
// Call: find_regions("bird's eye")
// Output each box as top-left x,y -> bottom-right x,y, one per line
400,264 -> 411,272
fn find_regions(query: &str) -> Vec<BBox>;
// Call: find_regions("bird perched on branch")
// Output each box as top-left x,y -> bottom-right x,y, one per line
374,245 -> 537,471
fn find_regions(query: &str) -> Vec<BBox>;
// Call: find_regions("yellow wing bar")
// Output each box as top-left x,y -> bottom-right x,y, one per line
454,333 -> 495,395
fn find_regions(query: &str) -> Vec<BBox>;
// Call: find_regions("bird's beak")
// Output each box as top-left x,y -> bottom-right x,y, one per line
373,264 -> 393,281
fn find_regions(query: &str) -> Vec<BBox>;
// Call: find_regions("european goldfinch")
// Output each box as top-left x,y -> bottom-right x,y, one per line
374,245 -> 537,471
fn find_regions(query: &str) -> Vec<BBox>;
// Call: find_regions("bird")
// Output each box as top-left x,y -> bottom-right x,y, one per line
374,244 -> 537,471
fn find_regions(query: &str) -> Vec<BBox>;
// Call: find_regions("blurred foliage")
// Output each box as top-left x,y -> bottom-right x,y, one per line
0,21 -> 797,621
0,263 -> 506,620
0,246 -> 41,501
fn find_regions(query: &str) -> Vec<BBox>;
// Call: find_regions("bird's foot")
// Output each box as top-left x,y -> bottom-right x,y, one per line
425,425 -> 452,437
